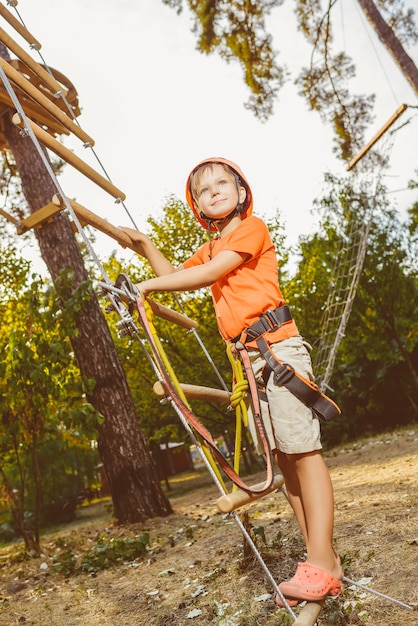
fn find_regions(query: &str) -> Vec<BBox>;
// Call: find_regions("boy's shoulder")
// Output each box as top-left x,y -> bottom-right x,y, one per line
239,214 -> 266,231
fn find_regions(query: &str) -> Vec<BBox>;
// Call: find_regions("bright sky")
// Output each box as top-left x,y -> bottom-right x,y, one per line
6,0 -> 418,271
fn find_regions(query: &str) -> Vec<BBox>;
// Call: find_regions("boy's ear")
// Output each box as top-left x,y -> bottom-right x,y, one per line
239,186 -> 247,204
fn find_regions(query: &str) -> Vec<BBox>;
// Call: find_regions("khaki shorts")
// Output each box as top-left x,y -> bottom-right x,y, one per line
245,335 -> 322,455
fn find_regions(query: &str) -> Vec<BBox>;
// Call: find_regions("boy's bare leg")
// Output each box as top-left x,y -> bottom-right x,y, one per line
274,450 -> 342,579
274,450 -> 308,543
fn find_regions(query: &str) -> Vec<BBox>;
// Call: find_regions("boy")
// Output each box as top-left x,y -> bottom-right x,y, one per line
119,157 -> 342,605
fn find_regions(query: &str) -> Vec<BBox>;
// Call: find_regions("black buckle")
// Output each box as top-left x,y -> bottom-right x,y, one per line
245,317 -> 271,340
230,305 -> 292,344
273,363 -> 295,386
265,309 -> 279,327
265,305 -> 292,328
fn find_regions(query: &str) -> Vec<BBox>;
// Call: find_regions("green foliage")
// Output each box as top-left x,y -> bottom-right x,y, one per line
52,533 -> 150,576
163,0 -> 286,121
80,533 -> 150,573
0,256 -> 101,548
0,243 -> 31,302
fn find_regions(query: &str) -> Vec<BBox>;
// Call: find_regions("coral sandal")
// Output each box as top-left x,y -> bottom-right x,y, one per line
275,594 -> 299,608
278,562 -> 342,602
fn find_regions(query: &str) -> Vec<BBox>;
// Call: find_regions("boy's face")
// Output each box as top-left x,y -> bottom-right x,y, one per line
195,164 -> 246,221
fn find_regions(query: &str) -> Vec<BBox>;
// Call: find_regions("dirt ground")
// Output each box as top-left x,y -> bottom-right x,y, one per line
0,426 -> 417,626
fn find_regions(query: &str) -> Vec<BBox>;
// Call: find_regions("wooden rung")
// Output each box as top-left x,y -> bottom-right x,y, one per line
53,194 -> 133,246
216,474 -> 285,513
0,58 -> 94,145
0,27 -> 66,96
293,600 -> 324,625
346,104 -> 408,171
153,380 -> 229,403
0,3 -> 41,49
10,59 -> 80,116
0,89 -> 70,137
146,298 -> 198,330
16,201 -> 62,233
13,114 -> 126,200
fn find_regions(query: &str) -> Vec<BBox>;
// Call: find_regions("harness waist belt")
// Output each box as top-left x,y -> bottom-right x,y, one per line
256,336 -> 341,423
231,305 -> 292,343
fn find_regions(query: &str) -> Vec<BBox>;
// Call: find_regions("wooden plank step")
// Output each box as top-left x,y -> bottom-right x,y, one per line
293,600 -> 324,625
216,474 -> 285,513
53,195 -> 133,245
146,299 -> 198,330
16,201 -> 61,233
0,57 -> 94,145
0,89 -> 70,137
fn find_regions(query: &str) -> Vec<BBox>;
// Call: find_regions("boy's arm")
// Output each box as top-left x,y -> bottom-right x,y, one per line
137,249 -> 247,296
118,226 -> 176,276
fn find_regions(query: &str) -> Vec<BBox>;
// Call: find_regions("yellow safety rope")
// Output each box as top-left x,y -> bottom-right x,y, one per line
226,343 -> 250,491
143,300 -> 228,492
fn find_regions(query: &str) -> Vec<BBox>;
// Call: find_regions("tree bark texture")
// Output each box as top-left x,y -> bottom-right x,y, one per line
356,0 -> 418,98
3,114 -> 172,523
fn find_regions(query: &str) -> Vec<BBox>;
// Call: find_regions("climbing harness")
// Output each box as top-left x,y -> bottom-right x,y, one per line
231,305 -> 341,423
230,304 -> 293,343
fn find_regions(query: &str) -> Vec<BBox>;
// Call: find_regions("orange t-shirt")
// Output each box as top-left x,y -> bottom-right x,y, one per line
183,215 -> 299,345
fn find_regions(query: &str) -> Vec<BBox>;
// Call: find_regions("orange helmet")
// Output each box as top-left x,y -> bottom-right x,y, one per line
185,157 -> 253,231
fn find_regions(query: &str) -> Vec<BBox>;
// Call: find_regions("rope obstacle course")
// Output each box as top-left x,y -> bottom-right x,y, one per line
0,2 -> 414,622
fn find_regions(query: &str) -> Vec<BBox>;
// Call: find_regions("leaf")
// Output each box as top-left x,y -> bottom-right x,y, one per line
158,567 -> 176,577
252,525 -> 267,544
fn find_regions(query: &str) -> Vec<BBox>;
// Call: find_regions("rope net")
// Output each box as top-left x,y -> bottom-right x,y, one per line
312,126 -> 400,391
312,204 -> 374,392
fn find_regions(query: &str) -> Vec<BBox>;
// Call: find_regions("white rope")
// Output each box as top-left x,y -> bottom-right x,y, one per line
313,189 -> 377,392
343,576 -> 413,611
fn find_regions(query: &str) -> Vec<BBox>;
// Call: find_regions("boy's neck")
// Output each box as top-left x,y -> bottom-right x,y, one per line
217,215 -> 243,237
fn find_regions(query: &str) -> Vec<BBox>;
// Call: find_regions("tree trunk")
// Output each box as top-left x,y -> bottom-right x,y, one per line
2,105 -> 172,523
356,0 -> 418,97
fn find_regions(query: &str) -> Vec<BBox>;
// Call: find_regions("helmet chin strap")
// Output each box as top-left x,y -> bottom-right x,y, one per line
201,207 -> 240,261
200,206 -> 239,229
